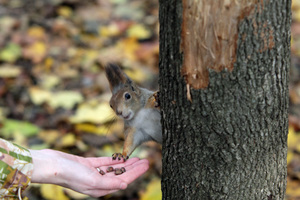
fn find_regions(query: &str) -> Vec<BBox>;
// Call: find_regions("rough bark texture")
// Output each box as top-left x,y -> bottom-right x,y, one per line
159,0 -> 291,200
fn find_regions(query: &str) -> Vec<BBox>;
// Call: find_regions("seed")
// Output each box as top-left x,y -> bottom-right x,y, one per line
121,167 -> 126,173
114,168 -> 123,175
106,166 -> 114,172
99,170 -> 105,175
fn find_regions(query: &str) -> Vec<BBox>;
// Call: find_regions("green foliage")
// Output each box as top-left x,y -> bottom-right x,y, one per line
0,119 -> 40,138
0,43 -> 21,63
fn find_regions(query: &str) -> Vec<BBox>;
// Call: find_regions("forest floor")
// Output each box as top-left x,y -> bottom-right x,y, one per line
0,0 -> 300,200
0,0 -> 161,199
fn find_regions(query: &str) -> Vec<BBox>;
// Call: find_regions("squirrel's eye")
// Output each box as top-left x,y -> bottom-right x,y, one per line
124,93 -> 131,100
110,104 -> 113,108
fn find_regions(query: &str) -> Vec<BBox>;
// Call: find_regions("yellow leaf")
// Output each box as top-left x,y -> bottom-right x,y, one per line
70,102 -> 116,124
286,178 -> 300,197
99,23 -> 120,37
81,50 -> 99,68
293,9 -> 300,22
40,184 -> 70,200
24,41 -> 47,63
57,6 -> 73,18
58,133 -> 76,147
27,26 -> 46,40
288,127 -> 300,153
124,67 -> 148,83
38,130 -> 60,145
75,123 -> 107,135
44,57 -> 54,70
29,87 -> 52,105
75,119 -> 123,135
117,37 -> 139,61
49,91 -> 83,109
287,150 -> 293,166
0,64 -> 21,77
40,74 -> 61,89
140,178 -> 162,200
288,127 -> 299,150
127,24 -> 151,39
292,0 -> 300,10
63,188 -> 88,199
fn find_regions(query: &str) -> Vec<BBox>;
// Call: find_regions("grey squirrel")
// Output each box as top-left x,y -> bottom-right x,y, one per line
105,64 -> 161,161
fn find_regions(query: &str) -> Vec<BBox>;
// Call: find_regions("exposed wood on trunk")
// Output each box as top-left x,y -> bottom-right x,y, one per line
181,0 -> 261,91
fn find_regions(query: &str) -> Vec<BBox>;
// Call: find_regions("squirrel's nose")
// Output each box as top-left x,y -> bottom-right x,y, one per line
116,110 -> 122,116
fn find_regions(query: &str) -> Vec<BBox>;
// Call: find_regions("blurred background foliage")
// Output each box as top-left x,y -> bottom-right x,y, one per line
288,0 -> 300,200
0,0 -> 160,199
1,0 -> 300,199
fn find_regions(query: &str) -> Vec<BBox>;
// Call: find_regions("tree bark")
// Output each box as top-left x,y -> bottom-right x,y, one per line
159,0 -> 291,200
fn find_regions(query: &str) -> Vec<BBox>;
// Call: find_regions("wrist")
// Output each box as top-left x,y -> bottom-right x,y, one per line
29,149 -> 62,184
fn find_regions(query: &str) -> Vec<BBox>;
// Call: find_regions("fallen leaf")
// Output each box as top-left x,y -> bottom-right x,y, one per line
81,49 -> 99,68
0,43 -> 22,62
23,41 -> 47,63
75,119 -> 123,135
63,188 -> 88,199
288,127 -> 300,152
124,67 -> 149,83
38,130 -> 61,145
99,23 -> 121,37
57,133 -> 76,147
39,74 -> 61,89
0,16 -> 18,36
70,102 -> 116,124
40,184 -> 70,200
140,178 -> 162,200
117,37 -> 139,61
287,150 -> 293,166
29,87 -> 52,105
27,26 -> 46,40
292,0 -> 300,11
48,91 -> 83,109
57,6 -> 73,18
286,178 -> 300,198
127,24 -> 151,39
0,119 -> 40,138
0,64 -> 21,78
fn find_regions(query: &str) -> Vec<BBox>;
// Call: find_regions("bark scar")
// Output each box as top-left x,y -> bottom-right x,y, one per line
181,0 -> 262,95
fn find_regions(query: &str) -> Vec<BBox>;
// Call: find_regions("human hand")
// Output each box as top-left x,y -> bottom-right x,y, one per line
29,149 -> 149,197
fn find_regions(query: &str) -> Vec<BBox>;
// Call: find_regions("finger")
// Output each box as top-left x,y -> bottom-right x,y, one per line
84,157 -> 129,167
100,157 -> 141,169
101,159 -> 149,177
96,157 -> 142,172
101,159 -> 149,176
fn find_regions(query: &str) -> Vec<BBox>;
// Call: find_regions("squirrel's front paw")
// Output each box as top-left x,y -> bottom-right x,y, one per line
112,153 -> 129,161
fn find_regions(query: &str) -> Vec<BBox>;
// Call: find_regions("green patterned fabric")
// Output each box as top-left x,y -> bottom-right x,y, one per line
0,139 -> 33,199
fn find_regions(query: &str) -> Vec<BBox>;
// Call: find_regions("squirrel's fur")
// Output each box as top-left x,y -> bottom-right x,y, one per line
105,64 -> 161,161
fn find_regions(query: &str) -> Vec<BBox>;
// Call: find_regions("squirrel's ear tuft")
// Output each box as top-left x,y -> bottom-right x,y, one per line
105,63 -> 132,92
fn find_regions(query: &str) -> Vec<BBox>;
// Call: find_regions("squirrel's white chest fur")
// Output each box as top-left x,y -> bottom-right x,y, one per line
127,108 -> 162,146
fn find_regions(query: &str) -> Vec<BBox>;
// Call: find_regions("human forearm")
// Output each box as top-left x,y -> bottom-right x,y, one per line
29,149 -> 149,197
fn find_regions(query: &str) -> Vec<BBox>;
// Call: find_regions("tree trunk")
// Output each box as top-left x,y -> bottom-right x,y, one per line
159,0 -> 291,200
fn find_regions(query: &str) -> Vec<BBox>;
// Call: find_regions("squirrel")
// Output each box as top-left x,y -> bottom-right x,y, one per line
105,64 -> 161,161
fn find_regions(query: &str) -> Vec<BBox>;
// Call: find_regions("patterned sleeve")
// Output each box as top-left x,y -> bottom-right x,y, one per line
0,138 -> 33,199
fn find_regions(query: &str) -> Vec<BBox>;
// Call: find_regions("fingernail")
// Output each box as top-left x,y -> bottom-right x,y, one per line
120,182 -> 127,189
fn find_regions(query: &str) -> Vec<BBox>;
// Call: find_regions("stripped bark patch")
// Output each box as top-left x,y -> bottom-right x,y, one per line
181,0 -> 259,91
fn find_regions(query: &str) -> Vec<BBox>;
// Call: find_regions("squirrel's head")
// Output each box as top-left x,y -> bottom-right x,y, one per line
105,64 -> 142,121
